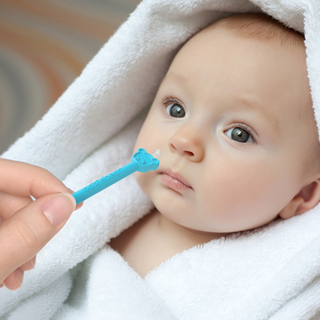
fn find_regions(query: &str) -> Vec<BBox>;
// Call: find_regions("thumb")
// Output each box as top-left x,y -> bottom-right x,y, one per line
0,193 -> 76,282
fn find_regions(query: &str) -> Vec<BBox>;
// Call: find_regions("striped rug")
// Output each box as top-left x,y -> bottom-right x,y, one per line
0,0 -> 139,153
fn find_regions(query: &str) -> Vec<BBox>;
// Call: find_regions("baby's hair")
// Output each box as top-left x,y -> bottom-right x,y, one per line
210,13 -> 305,49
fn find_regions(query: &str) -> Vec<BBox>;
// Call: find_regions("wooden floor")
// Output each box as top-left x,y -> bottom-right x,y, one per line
0,0 -> 139,153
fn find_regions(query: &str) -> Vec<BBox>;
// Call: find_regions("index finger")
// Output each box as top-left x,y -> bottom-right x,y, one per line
0,158 -> 72,199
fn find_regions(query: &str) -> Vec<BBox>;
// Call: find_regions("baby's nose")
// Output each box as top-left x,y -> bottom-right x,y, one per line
169,126 -> 204,162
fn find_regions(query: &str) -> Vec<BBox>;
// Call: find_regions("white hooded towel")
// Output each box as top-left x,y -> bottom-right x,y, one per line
1,0 -> 320,319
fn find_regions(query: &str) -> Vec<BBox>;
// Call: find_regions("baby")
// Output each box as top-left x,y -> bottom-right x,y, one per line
110,13 -> 320,277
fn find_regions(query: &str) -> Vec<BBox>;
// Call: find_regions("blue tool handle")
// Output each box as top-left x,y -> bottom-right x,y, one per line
72,148 -> 159,205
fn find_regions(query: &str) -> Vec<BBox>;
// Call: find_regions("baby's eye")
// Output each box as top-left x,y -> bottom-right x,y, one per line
225,127 -> 254,143
166,103 -> 185,118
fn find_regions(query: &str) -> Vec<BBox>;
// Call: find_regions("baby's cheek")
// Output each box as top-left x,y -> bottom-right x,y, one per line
134,172 -> 150,197
134,171 -> 162,202
200,164 -> 280,231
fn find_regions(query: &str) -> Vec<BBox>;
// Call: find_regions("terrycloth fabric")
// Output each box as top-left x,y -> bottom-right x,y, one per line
1,0 -> 320,319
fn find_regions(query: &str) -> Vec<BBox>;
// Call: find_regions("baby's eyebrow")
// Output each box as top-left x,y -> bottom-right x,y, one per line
163,71 -> 189,86
237,96 -> 281,135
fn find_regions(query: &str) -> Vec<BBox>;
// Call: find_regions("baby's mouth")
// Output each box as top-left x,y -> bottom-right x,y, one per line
160,170 -> 192,190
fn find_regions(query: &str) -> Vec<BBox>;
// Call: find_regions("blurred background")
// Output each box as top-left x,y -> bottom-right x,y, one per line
0,0 -> 140,154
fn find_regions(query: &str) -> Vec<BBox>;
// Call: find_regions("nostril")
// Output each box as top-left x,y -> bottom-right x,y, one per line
170,143 -> 195,157
184,151 -> 194,157
170,143 -> 176,151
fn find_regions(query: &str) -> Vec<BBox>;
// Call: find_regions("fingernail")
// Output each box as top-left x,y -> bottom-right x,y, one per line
42,193 -> 76,227
66,188 -> 82,211
31,257 -> 36,269
16,269 -> 24,287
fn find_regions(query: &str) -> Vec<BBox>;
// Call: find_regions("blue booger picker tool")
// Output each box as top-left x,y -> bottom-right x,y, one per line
72,148 -> 161,205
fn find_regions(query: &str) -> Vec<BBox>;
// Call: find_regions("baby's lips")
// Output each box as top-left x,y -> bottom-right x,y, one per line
162,169 -> 192,189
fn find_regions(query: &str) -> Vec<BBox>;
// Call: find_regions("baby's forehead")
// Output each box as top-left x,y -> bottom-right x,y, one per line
164,15 -> 310,102
170,13 -> 307,83
163,19 -> 312,128
203,13 -> 305,52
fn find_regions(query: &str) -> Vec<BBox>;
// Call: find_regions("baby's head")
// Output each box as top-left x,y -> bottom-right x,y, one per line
134,13 -> 320,234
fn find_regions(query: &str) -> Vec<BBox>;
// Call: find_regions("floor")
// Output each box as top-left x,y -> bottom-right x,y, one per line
0,0 -> 140,153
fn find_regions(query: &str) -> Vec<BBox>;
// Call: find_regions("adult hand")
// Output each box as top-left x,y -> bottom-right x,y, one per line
0,158 -> 79,290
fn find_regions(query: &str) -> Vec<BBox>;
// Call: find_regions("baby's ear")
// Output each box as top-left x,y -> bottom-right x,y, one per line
279,179 -> 320,219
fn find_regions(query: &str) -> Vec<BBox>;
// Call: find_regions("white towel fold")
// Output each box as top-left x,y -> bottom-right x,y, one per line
1,0 -> 320,319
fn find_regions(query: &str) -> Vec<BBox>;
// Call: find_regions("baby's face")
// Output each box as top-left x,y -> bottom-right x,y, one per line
134,25 -> 318,233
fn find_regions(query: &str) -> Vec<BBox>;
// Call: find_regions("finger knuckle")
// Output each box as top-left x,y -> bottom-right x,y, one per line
13,218 -> 40,251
